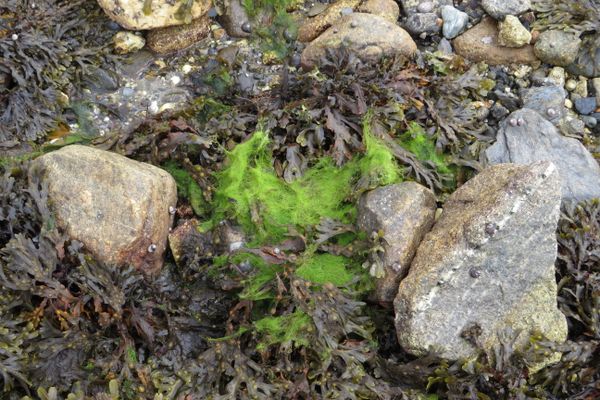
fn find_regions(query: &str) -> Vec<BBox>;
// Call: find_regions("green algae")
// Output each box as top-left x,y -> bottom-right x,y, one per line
399,122 -> 453,177
296,254 -> 353,286
254,310 -> 311,350
162,161 -> 205,216
212,119 -> 402,244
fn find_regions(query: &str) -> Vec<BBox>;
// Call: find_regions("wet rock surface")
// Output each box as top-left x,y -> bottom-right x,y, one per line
297,0 -> 361,42
301,13 -> 417,69
534,30 -> 582,67
395,162 -> 567,360
486,108 -> 600,203
97,0 -> 212,30
147,16 -> 211,54
404,12 -> 441,36
357,0 -> 400,22
520,85 -> 566,124
453,18 -> 538,65
567,34 -> 600,78
481,0 -> 531,20
32,145 -> 177,273
357,182 -> 436,304
400,0 -> 452,15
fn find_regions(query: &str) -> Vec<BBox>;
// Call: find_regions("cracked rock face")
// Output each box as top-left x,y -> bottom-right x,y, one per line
97,0 -> 211,30
357,182 -> 436,304
32,145 -> 177,274
394,162 -> 567,361
486,108 -> 600,203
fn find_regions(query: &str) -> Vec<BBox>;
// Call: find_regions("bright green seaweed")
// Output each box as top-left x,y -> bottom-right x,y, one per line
212,118 -> 402,244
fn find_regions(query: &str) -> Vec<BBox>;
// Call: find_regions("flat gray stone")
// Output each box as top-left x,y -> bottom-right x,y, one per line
404,12 -> 440,36
357,182 -> 436,304
534,30 -> 582,67
486,108 -> 600,203
32,145 -> 177,273
395,162 -> 567,361
520,85 -> 566,124
481,0 -> 530,19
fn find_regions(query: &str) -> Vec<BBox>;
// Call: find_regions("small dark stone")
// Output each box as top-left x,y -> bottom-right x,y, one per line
582,115 -> 597,129
574,97 -> 598,115
469,267 -> 481,278
241,22 -> 252,33
207,7 -> 218,17
291,53 -> 302,67
484,222 -> 498,236
491,103 -> 509,120
339,7 -> 353,16
105,20 -> 121,31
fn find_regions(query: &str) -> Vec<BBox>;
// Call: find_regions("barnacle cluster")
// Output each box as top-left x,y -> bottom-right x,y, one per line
0,0 -> 114,142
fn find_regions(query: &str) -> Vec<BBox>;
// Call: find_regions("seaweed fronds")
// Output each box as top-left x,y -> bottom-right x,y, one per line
0,0 -> 114,142
532,0 -> 600,34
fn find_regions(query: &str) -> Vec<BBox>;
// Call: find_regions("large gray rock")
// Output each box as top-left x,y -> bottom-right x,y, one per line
520,85 -> 566,124
486,108 -> 600,203
481,0 -> 530,19
301,13 -> 417,70
394,162 -> 567,361
33,145 -> 177,274
357,182 -> 436,304
97,0 -> 211,30
534,30 -> 582,67
567,34 -> 600,78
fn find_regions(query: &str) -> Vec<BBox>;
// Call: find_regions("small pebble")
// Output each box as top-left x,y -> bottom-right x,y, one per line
565,79 -> 577,91
122,87 -> 134,97
582,115 -> 597,128
574,97 -> 597,115
547,67 -> 565,87
207,7 -> 218,17
11,33 -> 18,40
148,244 -> 157,253
417,1 -> 435,13
170,75 -> 181,85
469,268 -> 481,278
339,7 -> 353,16
149,101 -> 159,114
241,22 -> 252,33
565,98 -> 573,109
182,64 -> 192,74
